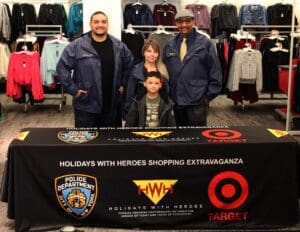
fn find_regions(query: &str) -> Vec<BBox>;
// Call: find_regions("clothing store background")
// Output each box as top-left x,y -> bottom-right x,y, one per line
2,0 -> 300,39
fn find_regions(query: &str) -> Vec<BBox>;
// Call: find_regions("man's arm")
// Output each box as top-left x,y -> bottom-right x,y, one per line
56,43 -> 79,96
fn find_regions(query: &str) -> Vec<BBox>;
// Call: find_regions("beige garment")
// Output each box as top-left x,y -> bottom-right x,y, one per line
180,38 -> 187,61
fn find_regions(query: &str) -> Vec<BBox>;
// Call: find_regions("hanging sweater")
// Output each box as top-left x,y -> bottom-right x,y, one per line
0,43 -> 10,78
227,49 -> 262,92
6,51 -> 44,100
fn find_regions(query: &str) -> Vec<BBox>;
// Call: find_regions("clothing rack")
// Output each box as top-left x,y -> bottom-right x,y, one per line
130,25 -> 210,35
239,25 -> 300,101
26,25 -> 63,37
21,24 -> 67,112
285,0 -> 300,133
240,25 -> 300,35
0,0 -> 69,3
130,25 -> 178,34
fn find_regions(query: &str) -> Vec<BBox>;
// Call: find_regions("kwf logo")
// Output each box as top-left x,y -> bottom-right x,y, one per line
133,180 -> 178,204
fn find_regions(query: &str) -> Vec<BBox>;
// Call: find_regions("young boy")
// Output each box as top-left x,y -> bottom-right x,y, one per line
125,71 -> 176,128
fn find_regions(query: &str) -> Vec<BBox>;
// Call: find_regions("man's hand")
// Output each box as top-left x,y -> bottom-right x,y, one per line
118,86 -> 124,95
75,89 -> 87,98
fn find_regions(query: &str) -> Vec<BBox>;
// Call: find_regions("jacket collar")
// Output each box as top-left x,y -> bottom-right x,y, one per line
80,32 -> 121,56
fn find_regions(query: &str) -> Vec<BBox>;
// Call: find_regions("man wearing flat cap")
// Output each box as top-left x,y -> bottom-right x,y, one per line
163,9 -> 222,126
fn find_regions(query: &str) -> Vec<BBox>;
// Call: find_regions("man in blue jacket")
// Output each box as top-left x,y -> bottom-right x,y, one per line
163,9 -> 222,126
57,11 -> 132,127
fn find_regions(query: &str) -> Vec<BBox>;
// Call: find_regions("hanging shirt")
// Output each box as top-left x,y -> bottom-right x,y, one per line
123,3 -> 154,28
40,42 -> 68,86
6,51 -> 44,100
185,4 -> 210,33
153,3 -> 177,26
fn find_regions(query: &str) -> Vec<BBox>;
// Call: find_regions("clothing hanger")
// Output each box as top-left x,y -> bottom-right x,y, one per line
280,0 -> 290,5
242,42 -> 253,52
123,24 -> 136,34
267,30 -> 287,41
221,0 -> 229,5
132,0 -> 142,6
15,50 -> 35,55
154,25 -> 171,35
195,27 -> 210,39
231,30 -> 255,41
270,42 -> 289,52
44,34 -> 69,44
162,0 -> 168,5
16,33 -> 37,44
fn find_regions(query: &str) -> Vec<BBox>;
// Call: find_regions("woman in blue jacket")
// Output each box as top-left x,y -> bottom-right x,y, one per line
124,39 -> 169,116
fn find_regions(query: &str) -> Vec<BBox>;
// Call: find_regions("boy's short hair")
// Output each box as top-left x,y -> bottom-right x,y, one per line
145,71 -> 162,80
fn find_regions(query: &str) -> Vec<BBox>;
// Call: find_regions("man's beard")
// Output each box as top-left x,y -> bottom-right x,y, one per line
93,32 -> 106,37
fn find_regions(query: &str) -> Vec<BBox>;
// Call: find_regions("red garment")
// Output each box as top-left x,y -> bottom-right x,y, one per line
6,51 -> 44,100
235,40 -> 256,49
153,4 -> 177,26
223,42 -> 229,64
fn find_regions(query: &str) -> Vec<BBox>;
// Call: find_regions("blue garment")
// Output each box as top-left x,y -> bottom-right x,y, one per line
123,3 -> 153,28
240,4 -> 267,25
40,42 -> 68,85
56,32 -> 132,117
67,3 -> 83,39
163,29 -> 222,106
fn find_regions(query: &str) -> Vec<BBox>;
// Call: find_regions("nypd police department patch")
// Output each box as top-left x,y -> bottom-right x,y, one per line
55,174 -> 98,219
57,131 -> 98,144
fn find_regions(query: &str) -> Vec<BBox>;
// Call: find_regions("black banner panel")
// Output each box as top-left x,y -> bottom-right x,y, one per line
0,127 -> 299,231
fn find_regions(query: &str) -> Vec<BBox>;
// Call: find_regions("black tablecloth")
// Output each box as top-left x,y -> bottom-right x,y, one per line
0,127 -> 299,231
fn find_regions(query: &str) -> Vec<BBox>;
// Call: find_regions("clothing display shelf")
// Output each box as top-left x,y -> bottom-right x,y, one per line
26,25 -> 63,38
23,24 -> 67,113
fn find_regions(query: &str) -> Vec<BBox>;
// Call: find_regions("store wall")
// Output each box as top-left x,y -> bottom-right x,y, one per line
83,0 -> 122,39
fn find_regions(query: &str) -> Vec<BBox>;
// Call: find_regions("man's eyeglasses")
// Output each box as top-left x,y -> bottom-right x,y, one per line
176,17 -> 193,23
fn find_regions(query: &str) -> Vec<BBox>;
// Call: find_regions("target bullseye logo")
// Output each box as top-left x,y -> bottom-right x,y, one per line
202,129 -> 242,140
208,171 -> 249,210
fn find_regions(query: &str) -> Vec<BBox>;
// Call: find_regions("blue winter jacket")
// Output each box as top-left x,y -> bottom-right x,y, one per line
56,32 -> 132,116
163,30 -> 222,106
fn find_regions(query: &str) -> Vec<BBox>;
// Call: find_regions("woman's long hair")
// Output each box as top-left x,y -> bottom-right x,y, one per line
142,39 -> 169,80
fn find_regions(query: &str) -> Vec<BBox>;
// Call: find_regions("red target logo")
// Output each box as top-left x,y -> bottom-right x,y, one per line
208,171 -> 248,210
202,129 -> 242,140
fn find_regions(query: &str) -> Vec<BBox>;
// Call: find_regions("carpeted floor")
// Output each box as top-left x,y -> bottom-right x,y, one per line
0,93 -> 299,231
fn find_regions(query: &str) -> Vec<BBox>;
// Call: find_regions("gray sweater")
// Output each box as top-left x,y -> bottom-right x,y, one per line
0,4 -> 11,40
227,49 -> 262,91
